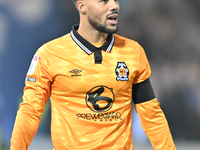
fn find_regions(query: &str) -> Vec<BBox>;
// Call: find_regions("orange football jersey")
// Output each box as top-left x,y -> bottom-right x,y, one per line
10,25 -> 175,150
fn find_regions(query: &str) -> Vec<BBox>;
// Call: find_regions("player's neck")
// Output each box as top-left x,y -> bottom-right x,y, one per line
77,24 -> 108,44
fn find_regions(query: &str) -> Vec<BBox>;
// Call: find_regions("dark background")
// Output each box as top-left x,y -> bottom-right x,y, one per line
0,0 -> 200,149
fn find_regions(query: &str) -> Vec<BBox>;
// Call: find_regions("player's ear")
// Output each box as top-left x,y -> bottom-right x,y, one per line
77,0 -> 87,15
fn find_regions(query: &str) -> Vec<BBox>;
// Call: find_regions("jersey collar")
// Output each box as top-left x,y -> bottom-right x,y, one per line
70,25 -> 115,55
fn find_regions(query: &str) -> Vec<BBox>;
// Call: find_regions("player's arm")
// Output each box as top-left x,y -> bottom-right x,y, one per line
132,78 -> 176,150
10,45 -> 52,150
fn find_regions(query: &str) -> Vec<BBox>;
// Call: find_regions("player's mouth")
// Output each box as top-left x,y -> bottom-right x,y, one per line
107,14 -> 118,25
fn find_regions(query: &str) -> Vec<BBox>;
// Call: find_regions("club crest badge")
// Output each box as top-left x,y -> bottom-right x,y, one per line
115,62 -> 129,81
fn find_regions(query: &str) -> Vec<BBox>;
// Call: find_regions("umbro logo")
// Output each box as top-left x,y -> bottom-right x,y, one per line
69,69 -> 82,77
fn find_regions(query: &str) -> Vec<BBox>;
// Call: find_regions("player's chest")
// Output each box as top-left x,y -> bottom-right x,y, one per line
51,51 -> 138,95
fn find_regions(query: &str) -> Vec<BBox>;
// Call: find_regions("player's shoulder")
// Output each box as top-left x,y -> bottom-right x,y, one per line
45,33 -> 72,47
36,33 -> 72,53
114,34 -> 141,48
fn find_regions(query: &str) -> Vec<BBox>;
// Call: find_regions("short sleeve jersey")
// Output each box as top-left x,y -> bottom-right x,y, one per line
24,25 -> 151,150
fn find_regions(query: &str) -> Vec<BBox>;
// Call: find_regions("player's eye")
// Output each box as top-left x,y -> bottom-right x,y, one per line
100,0 -> 119,3
100,0 -> 109,3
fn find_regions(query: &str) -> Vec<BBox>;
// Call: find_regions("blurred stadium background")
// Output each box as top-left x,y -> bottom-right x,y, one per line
0,0 -> 200,149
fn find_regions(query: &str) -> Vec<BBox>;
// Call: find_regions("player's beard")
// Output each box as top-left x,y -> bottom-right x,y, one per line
88,16 -> 118,34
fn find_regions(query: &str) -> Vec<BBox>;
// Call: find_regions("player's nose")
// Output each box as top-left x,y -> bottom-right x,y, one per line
109,0 -> 120,12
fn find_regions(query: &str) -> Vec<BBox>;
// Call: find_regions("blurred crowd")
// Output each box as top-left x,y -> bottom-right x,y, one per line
118,0 -> 200,140
0,0 -> 200,149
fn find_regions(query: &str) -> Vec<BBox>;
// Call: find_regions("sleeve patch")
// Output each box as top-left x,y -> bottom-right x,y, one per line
27,55 -> 39,75
25,77 -> 36,82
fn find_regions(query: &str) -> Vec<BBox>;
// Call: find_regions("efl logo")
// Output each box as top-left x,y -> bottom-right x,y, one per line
34,55 -> 39,61
27,55 -> 40,75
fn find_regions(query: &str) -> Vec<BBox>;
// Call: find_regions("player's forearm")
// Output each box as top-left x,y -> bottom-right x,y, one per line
135,99 -> 176,150
10,105 -> 40,150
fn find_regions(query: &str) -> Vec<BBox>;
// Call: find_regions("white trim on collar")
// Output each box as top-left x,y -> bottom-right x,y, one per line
70,30 -> 92,55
